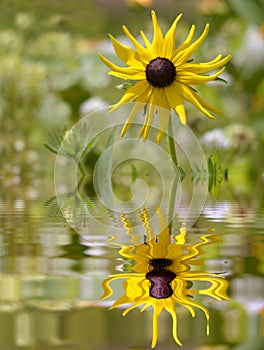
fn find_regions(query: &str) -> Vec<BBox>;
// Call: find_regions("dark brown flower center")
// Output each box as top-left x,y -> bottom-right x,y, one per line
146,57 -> 176,88
149,258 -> 172,269
146,259 -> 176,299
146,269 -> 176,299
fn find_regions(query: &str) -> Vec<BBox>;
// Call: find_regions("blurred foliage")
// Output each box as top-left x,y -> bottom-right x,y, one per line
0,9 -> 109,185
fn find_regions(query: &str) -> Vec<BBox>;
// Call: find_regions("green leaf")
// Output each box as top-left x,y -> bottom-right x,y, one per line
43,142 -> 59,155
215,77 -> 228,84
208,151 -> 224,198
131,163 -> 137,182
177,166 -> 186,182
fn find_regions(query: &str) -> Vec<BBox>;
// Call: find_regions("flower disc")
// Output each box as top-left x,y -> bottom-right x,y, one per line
146,57 -> 176,87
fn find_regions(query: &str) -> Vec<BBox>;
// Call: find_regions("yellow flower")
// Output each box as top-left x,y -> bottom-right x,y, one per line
99,11 -> 231,143
101,208 -> 230,348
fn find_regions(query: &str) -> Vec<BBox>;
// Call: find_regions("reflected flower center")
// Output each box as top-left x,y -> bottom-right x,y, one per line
146,57 -> 176,87
146,269 -> 176,299
146,258 -> 176,299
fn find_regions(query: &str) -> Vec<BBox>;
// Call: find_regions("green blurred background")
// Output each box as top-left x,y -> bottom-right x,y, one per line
0,1 -> 264,350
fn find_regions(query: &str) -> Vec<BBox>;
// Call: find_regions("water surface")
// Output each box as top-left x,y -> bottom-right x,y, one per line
0,190 -> 263,350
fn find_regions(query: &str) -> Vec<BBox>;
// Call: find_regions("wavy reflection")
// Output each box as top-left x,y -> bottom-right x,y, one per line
101,208 -> 230,348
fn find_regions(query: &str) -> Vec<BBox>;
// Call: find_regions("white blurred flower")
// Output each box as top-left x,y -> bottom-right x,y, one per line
202,128 -> 232,149
224,123 -> 256,150
235,26 -> 264,76
79,96 -> 107,115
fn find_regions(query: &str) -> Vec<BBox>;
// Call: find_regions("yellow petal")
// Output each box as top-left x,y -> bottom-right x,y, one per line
140,30 -> 154,52
174,23 -> 210,65
166,83 -> 186,124
163,13 -> 183,57
122,25 -> 153,63
120,101 -> 144,137
151,302 -> 162,348
110,80 -> 150,112
140,301 -> 152,312
197,276 -> 231,300
181,54 -> 231,74
164,299 -> 182,346
137,96 -> 157,140
174,223 -> 186,244
140,208 -> 155,239
178,66 -> 226,85
179,83 -> 216,119
109,33 -> 146,67
151,10 -> 164,56
121,214 -> 141,246
156,206 -> 171,235
100,276 -> 115,300
171,24 -> 196,61
118,246 -> 136,259
171,279 -> 197,316
101,273 -> 144,301
109,70 -> 145,80
154,88 -> 170,143
98,53 -> 144,79
133,256 -> 150,273
148,229 -> 171,258
190,87 -> 222,114
122,298 -> 147,316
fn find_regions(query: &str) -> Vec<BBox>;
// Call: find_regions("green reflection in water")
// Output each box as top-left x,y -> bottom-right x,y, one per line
0,198 -> 263,349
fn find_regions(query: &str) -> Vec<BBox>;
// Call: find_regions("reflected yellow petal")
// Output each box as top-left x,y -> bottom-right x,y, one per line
151,302 -> 162,348
174,224 -> 186,245
164,299 -> 182,346
101,209 -> 231,348
101,273 -> 143,301
122,299 -> 146,316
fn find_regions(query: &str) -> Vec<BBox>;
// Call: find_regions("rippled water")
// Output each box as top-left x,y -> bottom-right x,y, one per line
0,191 -> 263,350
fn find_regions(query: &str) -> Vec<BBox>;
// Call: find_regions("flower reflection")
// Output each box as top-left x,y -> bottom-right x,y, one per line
101,208 -> 230,347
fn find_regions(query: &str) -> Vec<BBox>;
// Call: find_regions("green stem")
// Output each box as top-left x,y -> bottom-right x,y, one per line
168,176 -> 178,233
167,117 -> 179,233
168,117 -> 178,168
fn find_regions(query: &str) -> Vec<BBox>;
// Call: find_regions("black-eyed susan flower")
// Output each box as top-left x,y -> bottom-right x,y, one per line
101,208 -> 230,348
99,11 -> 231,143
